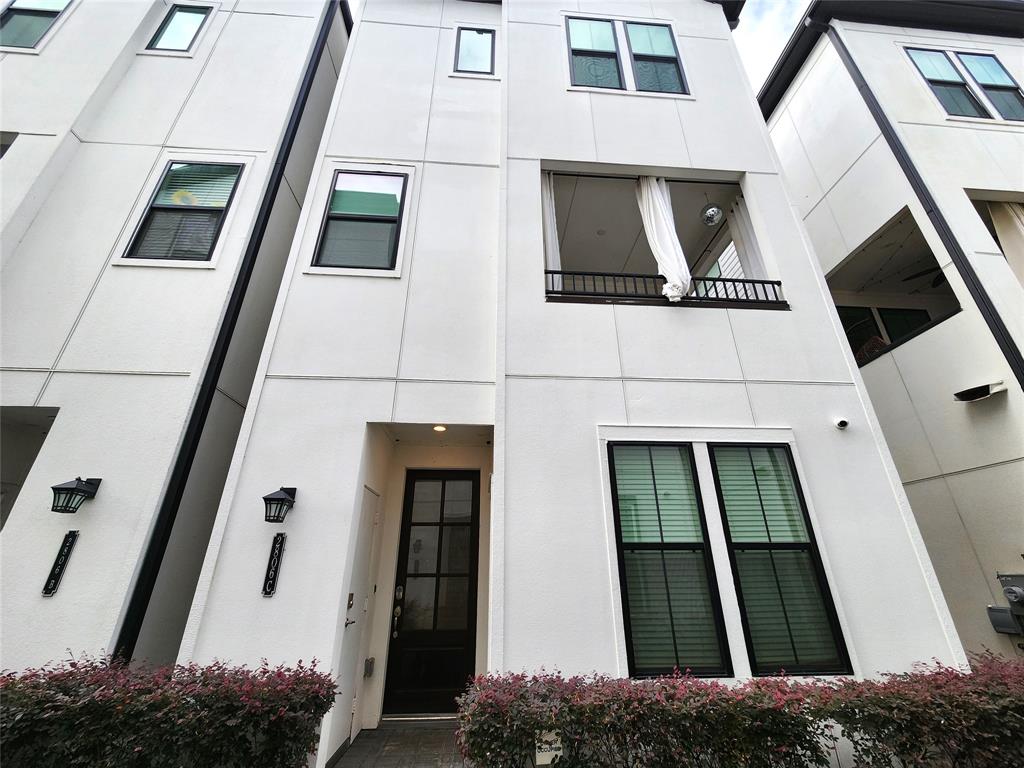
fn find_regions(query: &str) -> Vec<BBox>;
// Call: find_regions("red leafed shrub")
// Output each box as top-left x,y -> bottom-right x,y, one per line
456,655 -> 1024,768
0,657 -> 336,768
456,672 -> 833,768
817,652 -> 1024,767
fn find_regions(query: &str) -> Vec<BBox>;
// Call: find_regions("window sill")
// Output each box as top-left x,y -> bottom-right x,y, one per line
945,115 -> 1023,128
137,48 -> 197,59
111,258 -> 217,269
568,85 -> 696,101
450,71 -> 500,81
303,265 -> 402,278
0,45 -> 41,55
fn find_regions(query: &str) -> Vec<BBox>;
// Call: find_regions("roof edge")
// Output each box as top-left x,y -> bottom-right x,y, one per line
758,0 -> 1024,119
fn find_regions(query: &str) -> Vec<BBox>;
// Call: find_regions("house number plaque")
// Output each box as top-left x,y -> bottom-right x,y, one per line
42,530 -> 79,596
262,532 -> 286,596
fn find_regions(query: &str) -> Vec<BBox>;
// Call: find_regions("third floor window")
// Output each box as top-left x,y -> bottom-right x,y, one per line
566,16 -> 687,95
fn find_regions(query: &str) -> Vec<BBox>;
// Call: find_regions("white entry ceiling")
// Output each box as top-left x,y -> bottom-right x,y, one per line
552,174 -> 741,274
828,209 -> 953,295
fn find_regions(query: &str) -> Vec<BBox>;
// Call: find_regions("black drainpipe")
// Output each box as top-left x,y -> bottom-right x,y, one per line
818,21 -> 1024,391
114,0 -> 350,660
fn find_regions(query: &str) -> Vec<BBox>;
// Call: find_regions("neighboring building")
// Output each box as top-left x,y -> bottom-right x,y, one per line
170,0 -> 967,762
761,0 -> 1024,657
0,0 -> 351,669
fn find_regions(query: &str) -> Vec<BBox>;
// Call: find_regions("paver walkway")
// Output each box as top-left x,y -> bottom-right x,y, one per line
332,717 -> 467,768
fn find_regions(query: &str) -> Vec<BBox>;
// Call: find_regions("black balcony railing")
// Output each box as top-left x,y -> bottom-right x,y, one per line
545,270 -> 787,307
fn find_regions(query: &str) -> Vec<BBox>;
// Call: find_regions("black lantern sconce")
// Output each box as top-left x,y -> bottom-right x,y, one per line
50,478 -> 102,514
263,487 -> 297,523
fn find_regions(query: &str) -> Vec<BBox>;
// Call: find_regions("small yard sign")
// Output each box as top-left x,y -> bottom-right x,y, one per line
535,731 -> 563,765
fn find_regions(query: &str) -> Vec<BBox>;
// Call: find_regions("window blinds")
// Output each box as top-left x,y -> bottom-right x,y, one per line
711,445 -> 847,675
611,444 -> 728,676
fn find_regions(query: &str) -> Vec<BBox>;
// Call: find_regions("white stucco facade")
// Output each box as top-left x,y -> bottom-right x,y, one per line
766,14 -> 1024,658
1,0 -> 348,669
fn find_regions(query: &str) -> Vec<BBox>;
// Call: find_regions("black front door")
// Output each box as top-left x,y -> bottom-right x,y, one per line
383,470 -> 480,714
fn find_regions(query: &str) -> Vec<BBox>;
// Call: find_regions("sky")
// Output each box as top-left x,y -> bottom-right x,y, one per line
733,0 -> 814,90
346,0 -> 811,93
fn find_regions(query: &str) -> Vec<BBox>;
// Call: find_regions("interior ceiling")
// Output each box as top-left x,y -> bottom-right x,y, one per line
553,175 -> 741,274
379,423 -> 493,447
828,210 -> 950,294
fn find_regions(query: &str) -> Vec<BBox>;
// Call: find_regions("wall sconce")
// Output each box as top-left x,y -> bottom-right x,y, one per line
262,487 -> 296,523
50,478 -> 101,513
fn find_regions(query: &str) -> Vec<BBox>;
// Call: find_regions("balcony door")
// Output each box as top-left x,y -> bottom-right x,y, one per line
383,470 -> 479,714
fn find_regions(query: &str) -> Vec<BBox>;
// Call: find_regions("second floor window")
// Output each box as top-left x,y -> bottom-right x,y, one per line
957,53 -> 1024,121
126,162 -> 242,261
567,17 -> 622,89
907,48 -> 989,118
313,171 -> 408,270
0,0 -> 70,49
454,27 -> 495,75
625,22 -> 685,94
148,4 -> 211,52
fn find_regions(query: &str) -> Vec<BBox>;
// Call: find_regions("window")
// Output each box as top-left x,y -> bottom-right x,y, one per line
0,0 -> 70,49
126,162 -> 242,261
837,306 -> 885,363
907,48 -> 989,118
625,22 -> 685,94
566,17 -> 622,89
609,444 -> 731,676
147,4 -> 210,52
957,53 -> 1024,121
710,445 -> 850,676
876,307 -> 931,345
313,171 -> 408,270
454,27 -> 494,75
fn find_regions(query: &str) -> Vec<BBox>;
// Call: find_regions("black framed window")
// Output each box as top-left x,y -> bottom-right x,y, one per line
0,0 -> 70,48
876,307 -> 931,345
566,17 -> 622,89
0,131 -> 16,159
710,444 -> 850,676
313,170 -> 408,270
609,443 -> 731,677
147,4 -> 210,52
907,48 -> 989,118
126,162 -> 242,261
454,27 -> 494,75
957,53 -> 1024,122
837,305 -> 886,363
625,22 -> 686,94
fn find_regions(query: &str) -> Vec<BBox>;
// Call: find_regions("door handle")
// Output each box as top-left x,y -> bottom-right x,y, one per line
392,605 -> 401,638
395,584 -> 404,601
345,619 -> 356,628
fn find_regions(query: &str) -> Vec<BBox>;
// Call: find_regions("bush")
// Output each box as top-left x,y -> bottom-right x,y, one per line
0,657 -> 336,768
456,672 -> 832,768
456,655 -> 1024,768
817,653 -> 1024,767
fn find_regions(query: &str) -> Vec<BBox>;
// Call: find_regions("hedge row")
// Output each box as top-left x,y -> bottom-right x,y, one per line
456,654 -> 1024,768
0,658 -> 335,768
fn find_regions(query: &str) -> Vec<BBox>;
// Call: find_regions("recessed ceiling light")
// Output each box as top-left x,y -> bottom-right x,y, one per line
433,425 -> 447,432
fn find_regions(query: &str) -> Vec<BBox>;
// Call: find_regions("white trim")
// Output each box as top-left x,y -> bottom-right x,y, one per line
110,148 -> 256,270
300,158 -> 419,279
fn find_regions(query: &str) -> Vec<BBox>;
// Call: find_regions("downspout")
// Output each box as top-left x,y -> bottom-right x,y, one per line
815,20 -> 1024,390
113,0 -> 351,660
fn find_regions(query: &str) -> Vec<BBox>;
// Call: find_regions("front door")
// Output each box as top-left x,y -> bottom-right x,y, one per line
383,470 -> 480,714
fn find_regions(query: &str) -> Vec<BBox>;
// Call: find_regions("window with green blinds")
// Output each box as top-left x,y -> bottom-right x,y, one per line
906,48 -> 990,119
610,444 -> 730,676
314,171 -> 407,269
957,53 -> 1024,122
126,162 -> 242,261
710,445 -> 849,675
0,0 -> 70,49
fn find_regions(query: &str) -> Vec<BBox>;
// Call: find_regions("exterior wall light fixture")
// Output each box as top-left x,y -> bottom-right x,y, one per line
263,487 -> 297,523
50,478 -> 102,513
433,425 -> 447,432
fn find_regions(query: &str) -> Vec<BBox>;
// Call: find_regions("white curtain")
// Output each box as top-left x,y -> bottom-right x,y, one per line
988,201 -> 1024,288
727,195 -> 766,280
636,176 -> 690,301
541,172 -> 561,272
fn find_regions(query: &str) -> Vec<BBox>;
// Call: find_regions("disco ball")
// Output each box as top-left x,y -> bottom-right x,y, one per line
701,203 -> 724,227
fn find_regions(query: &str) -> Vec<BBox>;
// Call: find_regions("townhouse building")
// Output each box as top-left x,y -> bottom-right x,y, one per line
761,0 -> 1024,657
1,0 -> 352,668
163,1 -> 969,762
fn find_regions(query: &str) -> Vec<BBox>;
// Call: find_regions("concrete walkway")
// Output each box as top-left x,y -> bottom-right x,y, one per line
332,718 -> 467,768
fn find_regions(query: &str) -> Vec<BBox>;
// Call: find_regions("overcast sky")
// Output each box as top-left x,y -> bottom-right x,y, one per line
733,0 -> 813,90
346,0 -> 811,93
